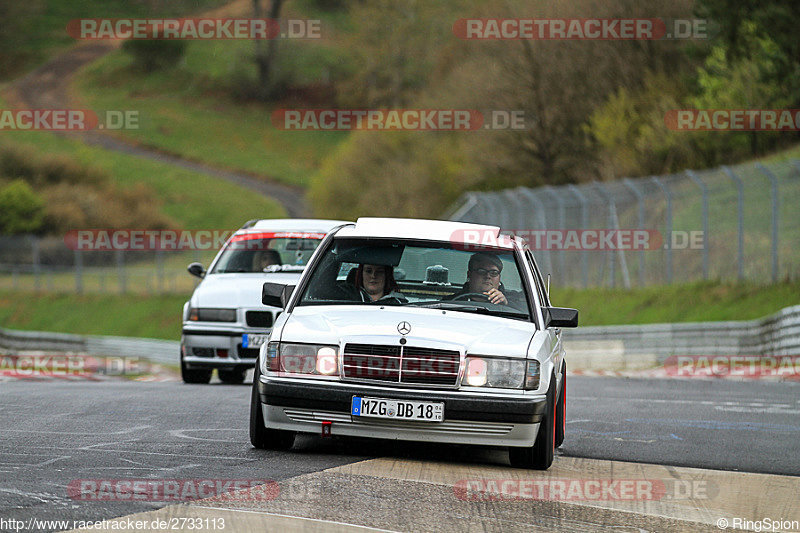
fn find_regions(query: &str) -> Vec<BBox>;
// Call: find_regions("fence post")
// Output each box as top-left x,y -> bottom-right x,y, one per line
721,166 -> 744,280
686,170 -> 709,280
622,178 -> 647,286
755,163 -> 779,282
567,184 -> 589,288
519,188 -> 554,275
651,176 -> 673,284
156,250 -> 164,294
116,250 -> 126,294
592,182 -> 617,288
74,249 -> 83,294
446,193 -> 478,222
31,236 -> 41,292
541,186 -> 566,276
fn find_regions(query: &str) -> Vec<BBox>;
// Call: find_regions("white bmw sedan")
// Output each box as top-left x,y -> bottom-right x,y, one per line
250,218 -> 577,469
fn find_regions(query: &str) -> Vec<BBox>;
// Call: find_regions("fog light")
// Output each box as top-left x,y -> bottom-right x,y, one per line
216,349 -> 228,358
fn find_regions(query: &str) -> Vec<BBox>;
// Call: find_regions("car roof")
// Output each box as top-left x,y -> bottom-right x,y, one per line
335,217 -> 517,249
238,219 -> 350,235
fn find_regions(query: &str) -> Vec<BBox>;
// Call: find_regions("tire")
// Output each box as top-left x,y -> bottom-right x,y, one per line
249,364 -> 295,450
555,361 -> 566,448
218,368 -> 246,384
181,355 -> 212,384
509,375 -> 556,470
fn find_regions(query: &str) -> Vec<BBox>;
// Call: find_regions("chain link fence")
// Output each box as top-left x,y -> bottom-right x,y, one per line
0,235 -> 213,294
447,159 -> 800,287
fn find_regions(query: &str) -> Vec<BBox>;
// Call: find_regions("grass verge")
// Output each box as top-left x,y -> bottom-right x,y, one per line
1,281 -> 798,340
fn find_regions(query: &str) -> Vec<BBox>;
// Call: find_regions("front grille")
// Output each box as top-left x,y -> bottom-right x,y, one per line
237,344 -> 259,359
342,343 -> 460,387
246,311 -> 273,328
192,347 -> 215,358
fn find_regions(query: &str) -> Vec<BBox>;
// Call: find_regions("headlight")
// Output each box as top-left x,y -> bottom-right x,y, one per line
188,308 -> 236,322
265,342 -> 339,377
462,356 -> 538,390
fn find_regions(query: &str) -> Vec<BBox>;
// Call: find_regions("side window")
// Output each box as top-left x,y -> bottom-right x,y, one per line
526,250 -> 550,307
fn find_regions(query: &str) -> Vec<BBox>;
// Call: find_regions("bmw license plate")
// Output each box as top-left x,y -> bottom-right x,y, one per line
242,334 -> 268,349
351,396 -> 444,422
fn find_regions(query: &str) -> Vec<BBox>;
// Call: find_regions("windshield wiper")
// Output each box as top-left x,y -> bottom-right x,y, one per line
410,302 -> 528,318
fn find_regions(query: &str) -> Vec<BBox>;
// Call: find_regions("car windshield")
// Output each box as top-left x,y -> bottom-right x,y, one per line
297,238 -> 532,320
210,232 -> 324,274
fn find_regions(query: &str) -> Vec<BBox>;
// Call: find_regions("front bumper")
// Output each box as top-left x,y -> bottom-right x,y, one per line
181,327 -> 268,369
258,378 -> 547,447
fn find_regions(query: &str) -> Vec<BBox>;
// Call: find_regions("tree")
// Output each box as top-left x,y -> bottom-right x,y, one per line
253,0 -> 285,100
0,180 -> 45,235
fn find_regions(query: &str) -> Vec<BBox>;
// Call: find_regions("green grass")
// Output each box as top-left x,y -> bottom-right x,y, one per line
0,291 -> 187,340
1,281 -> 798,340
0,95 -> 286,229
73,3 -> 353,187
551,280 -> 800,326
2,0 -> 229,80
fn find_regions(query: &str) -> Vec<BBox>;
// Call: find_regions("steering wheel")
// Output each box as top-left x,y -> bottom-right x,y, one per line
450,292 -> 490,302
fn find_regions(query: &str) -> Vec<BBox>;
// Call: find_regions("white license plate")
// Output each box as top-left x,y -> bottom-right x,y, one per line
242,334 -> 268,349
351,396 -> 444,422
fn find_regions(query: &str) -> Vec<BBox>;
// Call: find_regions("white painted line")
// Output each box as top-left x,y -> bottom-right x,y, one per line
191,506 -> 403,533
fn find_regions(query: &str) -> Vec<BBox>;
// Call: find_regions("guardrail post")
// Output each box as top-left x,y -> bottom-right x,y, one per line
686,170 -> 709,280
755,163 -> 779,282
567,184 -> 589,288
722,166 -> 744,280
651,176 -> 673,284
623,178 -> 647,286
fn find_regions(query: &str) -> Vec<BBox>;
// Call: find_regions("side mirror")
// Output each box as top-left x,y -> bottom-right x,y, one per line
543,307 -> 578,328
187,262 -> 205,279
262,282 -> 296,308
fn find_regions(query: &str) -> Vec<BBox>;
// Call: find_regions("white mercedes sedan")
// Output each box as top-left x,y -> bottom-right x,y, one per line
250,218 -> 577,469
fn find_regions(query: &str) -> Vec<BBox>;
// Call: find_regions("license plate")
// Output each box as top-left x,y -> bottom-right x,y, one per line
351,396 -> 444,422
242,334 -> 268,348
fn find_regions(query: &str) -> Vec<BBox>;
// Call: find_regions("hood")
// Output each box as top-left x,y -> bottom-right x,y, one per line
280,306 -> 536,357
191,273 -> 302,308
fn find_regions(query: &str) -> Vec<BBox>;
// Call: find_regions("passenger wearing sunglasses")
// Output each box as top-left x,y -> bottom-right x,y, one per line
448,251 -> 521,308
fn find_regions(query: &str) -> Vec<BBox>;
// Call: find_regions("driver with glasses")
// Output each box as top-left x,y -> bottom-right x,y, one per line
448,251 -> 519,306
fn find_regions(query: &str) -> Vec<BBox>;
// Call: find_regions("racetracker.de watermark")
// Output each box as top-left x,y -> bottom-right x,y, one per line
68,479 -> 279,502
666,109 -> 800,131
450,229 -> 705,251
271,109 -> 527,131
454,478 -> 716,501
453,18 -> 709,40
664,355 -> 800,379
63,230 -> 326,251
67,18 -> 321,40
0,355 -> 145,378
0,110 -> 138,131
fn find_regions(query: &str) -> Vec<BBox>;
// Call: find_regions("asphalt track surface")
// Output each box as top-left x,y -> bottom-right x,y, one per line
1,375 -> 798,531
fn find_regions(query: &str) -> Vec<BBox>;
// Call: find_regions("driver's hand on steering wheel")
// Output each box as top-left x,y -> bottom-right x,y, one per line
484,288 -> 507,305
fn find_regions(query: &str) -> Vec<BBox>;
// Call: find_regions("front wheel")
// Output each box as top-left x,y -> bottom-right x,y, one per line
509,376 -> 556,470
250,364 -> 295,450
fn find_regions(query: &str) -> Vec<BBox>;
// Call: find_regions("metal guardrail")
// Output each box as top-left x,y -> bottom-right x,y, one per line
0,327 -> 178,365
2,305 -> 799,371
